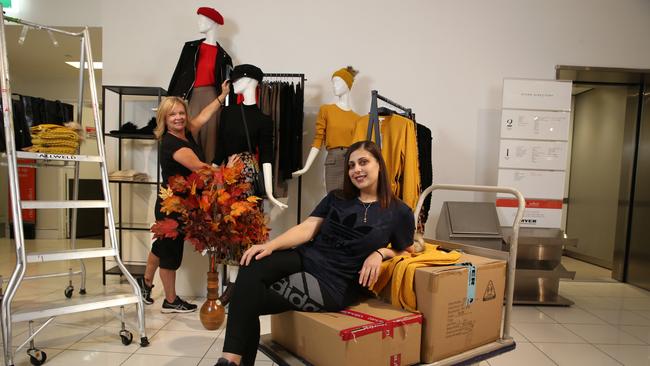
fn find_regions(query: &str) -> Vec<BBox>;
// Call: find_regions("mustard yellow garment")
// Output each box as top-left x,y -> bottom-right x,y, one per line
311,104 -> 360,149
353,114 -> 420,209
371,243 -> 462,312
29,124 -> 80,154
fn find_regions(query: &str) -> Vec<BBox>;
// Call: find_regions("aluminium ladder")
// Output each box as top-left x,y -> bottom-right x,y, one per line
0,10 -> 148,366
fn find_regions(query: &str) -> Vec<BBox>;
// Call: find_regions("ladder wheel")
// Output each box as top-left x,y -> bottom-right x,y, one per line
140,336 -> 150,347
119,330 -> 133,345
28,348 -> 47,365
64,285 -> 74,299
79,288 -> 87,295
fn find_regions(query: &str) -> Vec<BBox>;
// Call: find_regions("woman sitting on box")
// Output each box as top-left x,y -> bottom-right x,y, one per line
216,140 -> 415,366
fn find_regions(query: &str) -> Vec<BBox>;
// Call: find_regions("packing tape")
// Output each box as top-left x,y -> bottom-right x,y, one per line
454,262 -> 477,307
338,309 -> 422,342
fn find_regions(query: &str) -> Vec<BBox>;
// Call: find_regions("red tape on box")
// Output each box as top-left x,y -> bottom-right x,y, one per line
338,309 -> 422,341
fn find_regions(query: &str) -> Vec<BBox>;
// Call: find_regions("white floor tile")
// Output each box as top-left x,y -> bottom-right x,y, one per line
487,343 -> 556,366
204,336 -> 225,357
622,297 -> 650,312
134,329 -> 216,357
511,307 -> 557,324
572,296 -> 625,311
535,342 -> 622,365
619,325 -> 650,344
122,353 -> 202,366
595,344 -> 650,366
563,324 -> 645,345
42,349 -> 131,366
68,325 -> 144,353
507,325 -> 530,343
589,309 -> 650,326
12,323 -> 96,349
514,323 -> 586,343
538,306 -> 607,324
161,312 -> 225,334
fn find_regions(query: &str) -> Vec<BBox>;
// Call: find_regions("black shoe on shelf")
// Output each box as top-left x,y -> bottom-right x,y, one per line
137,277 -> 154,305
161,296 -> 197,314
218,281 -> 236,306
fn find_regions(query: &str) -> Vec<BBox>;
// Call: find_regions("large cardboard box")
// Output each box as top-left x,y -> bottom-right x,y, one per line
271,298 -> 422,366
415,252 -> 506,363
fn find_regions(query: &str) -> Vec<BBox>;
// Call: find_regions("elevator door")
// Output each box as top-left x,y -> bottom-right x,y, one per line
626,82 -> 650,291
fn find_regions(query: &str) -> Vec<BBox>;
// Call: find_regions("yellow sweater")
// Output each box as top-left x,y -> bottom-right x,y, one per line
372,243 -> 462,312
311,104 -> 360,149
353,114 -> 420,209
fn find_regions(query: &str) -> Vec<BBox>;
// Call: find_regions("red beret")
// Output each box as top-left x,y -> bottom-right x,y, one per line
197,7 -> 224,25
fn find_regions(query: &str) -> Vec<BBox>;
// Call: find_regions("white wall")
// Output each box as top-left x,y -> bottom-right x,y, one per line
14,0 -> 650,239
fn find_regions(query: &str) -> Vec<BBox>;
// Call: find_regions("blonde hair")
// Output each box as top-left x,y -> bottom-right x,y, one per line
154,96 -> 190,139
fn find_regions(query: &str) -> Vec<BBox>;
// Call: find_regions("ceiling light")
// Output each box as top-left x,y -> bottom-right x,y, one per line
65,61 -> 103,70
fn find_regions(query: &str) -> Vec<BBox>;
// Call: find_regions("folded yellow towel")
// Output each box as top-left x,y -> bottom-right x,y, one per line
371,243 -> 462,312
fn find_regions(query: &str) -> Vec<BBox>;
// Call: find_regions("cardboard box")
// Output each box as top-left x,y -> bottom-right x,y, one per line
415,252 -> 506,363
271,298 -> 422,366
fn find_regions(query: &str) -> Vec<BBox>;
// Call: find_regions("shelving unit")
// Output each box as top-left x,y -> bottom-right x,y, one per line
101,85 -> 166,284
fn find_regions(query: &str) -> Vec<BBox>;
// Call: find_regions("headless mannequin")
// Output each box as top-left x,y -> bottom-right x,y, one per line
233,77 -> 288,210
292,76 -> 353,177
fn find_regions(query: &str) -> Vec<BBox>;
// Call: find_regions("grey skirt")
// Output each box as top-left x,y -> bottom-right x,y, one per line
324,147 -> 347,192
189,86 -> 221,163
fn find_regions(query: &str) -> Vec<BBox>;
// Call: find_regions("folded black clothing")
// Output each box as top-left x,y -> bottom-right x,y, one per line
137,117 -> 156,135
110,121 -> 138,134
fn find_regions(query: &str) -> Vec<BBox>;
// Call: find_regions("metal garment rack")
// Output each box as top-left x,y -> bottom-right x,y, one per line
366,90 -> 414,148
261,72 -> 306,224
258,183 -> 524,366
0,10 -> 148,366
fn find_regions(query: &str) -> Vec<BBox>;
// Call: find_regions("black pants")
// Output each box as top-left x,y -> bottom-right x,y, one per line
223,250 -> 339,366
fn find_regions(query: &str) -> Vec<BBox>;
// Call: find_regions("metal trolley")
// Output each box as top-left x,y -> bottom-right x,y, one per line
0,9 -> 149,366
259,183 -> 525,365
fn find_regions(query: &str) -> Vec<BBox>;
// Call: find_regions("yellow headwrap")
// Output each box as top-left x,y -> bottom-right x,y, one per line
332,67 -> 356,89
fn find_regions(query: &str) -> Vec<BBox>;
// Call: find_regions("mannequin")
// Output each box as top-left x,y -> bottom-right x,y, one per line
292,66 -> 360,191
213,65 -> 288,210
167,7 -> 233,163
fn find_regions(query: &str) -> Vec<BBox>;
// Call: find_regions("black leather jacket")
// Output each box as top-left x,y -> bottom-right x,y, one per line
167,39 -> 233,100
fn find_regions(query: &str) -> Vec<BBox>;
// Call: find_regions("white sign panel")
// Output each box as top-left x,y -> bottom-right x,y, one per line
497,206 -> 563,228
502,79 -> 572,111
499,140 -> 568,171
501,109 -> 570,141
497,169 -> 566,199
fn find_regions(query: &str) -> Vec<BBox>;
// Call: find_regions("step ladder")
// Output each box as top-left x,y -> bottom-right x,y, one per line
0,10 -> 148,366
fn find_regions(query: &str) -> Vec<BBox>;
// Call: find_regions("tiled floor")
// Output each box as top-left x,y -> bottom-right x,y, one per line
1,239 -> 650,365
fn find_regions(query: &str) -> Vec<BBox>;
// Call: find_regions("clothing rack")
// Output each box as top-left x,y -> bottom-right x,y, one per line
367,90 -> 414,148
262,73 -> 305,224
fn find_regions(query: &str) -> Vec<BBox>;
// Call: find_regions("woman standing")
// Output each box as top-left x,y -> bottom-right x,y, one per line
139,80 -> 230,313
216,140 -> 415,366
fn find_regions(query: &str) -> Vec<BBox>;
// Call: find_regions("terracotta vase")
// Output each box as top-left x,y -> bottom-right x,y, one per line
199,271 -> 225,330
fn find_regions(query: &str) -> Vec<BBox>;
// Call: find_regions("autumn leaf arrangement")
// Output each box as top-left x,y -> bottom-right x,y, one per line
151,161 -> 269,267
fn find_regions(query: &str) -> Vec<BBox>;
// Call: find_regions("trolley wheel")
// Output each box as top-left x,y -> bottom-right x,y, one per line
64,285 -> 74,299
119,330 -> 133,346
27,348 -> 47,366
79,288 -> 87,295
140,336 -> 150,347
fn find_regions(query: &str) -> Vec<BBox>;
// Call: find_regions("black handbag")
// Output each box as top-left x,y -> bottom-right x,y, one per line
240,104 -> 267,198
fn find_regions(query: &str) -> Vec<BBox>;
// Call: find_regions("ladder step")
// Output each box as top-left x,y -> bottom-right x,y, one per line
27,248 -> 118,263
12,294 -> 140,323
16,151 -> 103,163
21,200 -> 109,209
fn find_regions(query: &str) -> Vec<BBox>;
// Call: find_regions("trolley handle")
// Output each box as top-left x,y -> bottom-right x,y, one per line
413,183 -> 525,339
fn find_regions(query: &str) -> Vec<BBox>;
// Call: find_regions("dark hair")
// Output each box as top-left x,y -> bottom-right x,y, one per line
339,140 -> 394,208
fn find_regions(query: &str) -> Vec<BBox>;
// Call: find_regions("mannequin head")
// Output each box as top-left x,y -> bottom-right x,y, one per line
331,76 -> 350,97
233,77 -> 258,94
198,14 -> 218,34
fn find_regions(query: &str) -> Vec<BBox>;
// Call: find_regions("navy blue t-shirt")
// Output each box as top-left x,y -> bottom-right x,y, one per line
296,191 -> 414,307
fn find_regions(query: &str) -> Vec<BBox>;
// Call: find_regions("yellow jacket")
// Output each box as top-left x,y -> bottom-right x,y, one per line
353,114 -> 420,209
311,104 -> 360,149
371,243 -> 462,312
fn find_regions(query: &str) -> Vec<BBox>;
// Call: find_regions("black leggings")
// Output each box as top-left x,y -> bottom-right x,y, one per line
223,250 -> 340,366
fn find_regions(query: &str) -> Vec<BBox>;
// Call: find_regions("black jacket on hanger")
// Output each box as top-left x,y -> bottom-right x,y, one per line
167,39 -> 233,100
